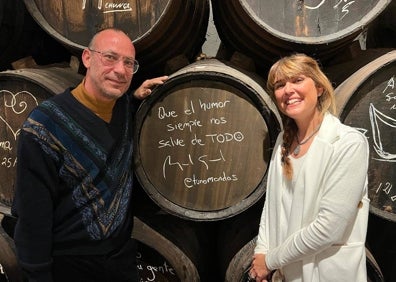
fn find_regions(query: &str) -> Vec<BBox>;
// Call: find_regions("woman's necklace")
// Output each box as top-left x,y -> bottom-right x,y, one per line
293,123 -> 322,156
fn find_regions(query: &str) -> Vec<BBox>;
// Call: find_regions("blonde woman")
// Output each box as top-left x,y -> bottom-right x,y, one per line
250,54 -> 369,281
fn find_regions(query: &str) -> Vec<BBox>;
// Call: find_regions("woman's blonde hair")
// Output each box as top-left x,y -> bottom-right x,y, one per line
266,53 -> 336,179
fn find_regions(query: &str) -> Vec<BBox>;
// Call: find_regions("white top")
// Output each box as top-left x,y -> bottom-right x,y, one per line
280,155 -> 305,242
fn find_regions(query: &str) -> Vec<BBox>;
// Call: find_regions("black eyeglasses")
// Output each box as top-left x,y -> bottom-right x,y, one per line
88,48 -> 139,74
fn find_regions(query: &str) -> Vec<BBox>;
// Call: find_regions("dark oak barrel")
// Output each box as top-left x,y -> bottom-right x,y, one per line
366,214 -> 396,282
224,237 -> 385,282
366,247 -> 385,282
225,238 -> 255,282
216,200 -> 264,281
366,0 -> 396,49
324,48 -> 396,88
0,67 -> 83,213
0,1 -> 26,69
134,59 -> 281,221
132,216 -> 200,282
0,1 -> 71,71
0,222 -> 22,282
0,1 -> 32,70
136,243 -> 181,282
335,50 -> 396,222
23,0 -> 209,83
211,0 -> 392,69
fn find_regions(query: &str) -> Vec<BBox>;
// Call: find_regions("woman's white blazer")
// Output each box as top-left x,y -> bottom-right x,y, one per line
255,113 -> 370,282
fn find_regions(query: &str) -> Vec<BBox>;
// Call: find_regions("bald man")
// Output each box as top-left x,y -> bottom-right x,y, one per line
12,28 -> 167,282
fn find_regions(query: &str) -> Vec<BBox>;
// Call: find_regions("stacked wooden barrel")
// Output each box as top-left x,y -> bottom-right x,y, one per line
334,50 -> 396,282
134,59 -> 281,221
23,0 -> 210,88
0,0 -> 395,281
211,0 -> 392,70
0,1 -> 71,71
0,68 -> 83,210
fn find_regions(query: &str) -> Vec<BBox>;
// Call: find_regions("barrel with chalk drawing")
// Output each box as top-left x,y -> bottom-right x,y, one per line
335,50 -> 396,222
0,67 -> 83,215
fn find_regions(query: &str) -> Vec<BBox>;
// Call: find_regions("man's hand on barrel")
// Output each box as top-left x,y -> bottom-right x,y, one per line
133,76 -> 168,100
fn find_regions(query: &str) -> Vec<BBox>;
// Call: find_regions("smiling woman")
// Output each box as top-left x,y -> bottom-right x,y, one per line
250,53 -> 370,282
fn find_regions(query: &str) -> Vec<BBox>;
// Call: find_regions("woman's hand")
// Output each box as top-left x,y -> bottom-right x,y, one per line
133,75 -> 168,99
250,253 -> 271,281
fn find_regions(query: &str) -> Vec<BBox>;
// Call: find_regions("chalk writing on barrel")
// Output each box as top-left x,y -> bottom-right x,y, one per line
383,76 -> 396,110
376,182 -> 396,202
82,0 -> 132,13
0,141 -> 12,151
0,90 -> 39,172
369,103 -> 396,161
1,157 -> 17,169
363,73 -> 396,215
162,149 -> 226,178
0,90 -> 38,140
184,171 -> 238,189
151,96 -> 252,190
139,89 -> 267,200
136,251 -> 177,282
304,0 -> 355,20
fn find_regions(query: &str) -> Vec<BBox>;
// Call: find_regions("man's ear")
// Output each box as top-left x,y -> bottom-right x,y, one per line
81,49 -> 91,69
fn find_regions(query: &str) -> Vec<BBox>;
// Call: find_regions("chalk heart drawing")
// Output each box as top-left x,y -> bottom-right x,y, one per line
0,90 -> 38,140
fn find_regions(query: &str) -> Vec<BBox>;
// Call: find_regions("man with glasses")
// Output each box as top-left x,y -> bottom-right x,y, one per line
12,28 -> 168,282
